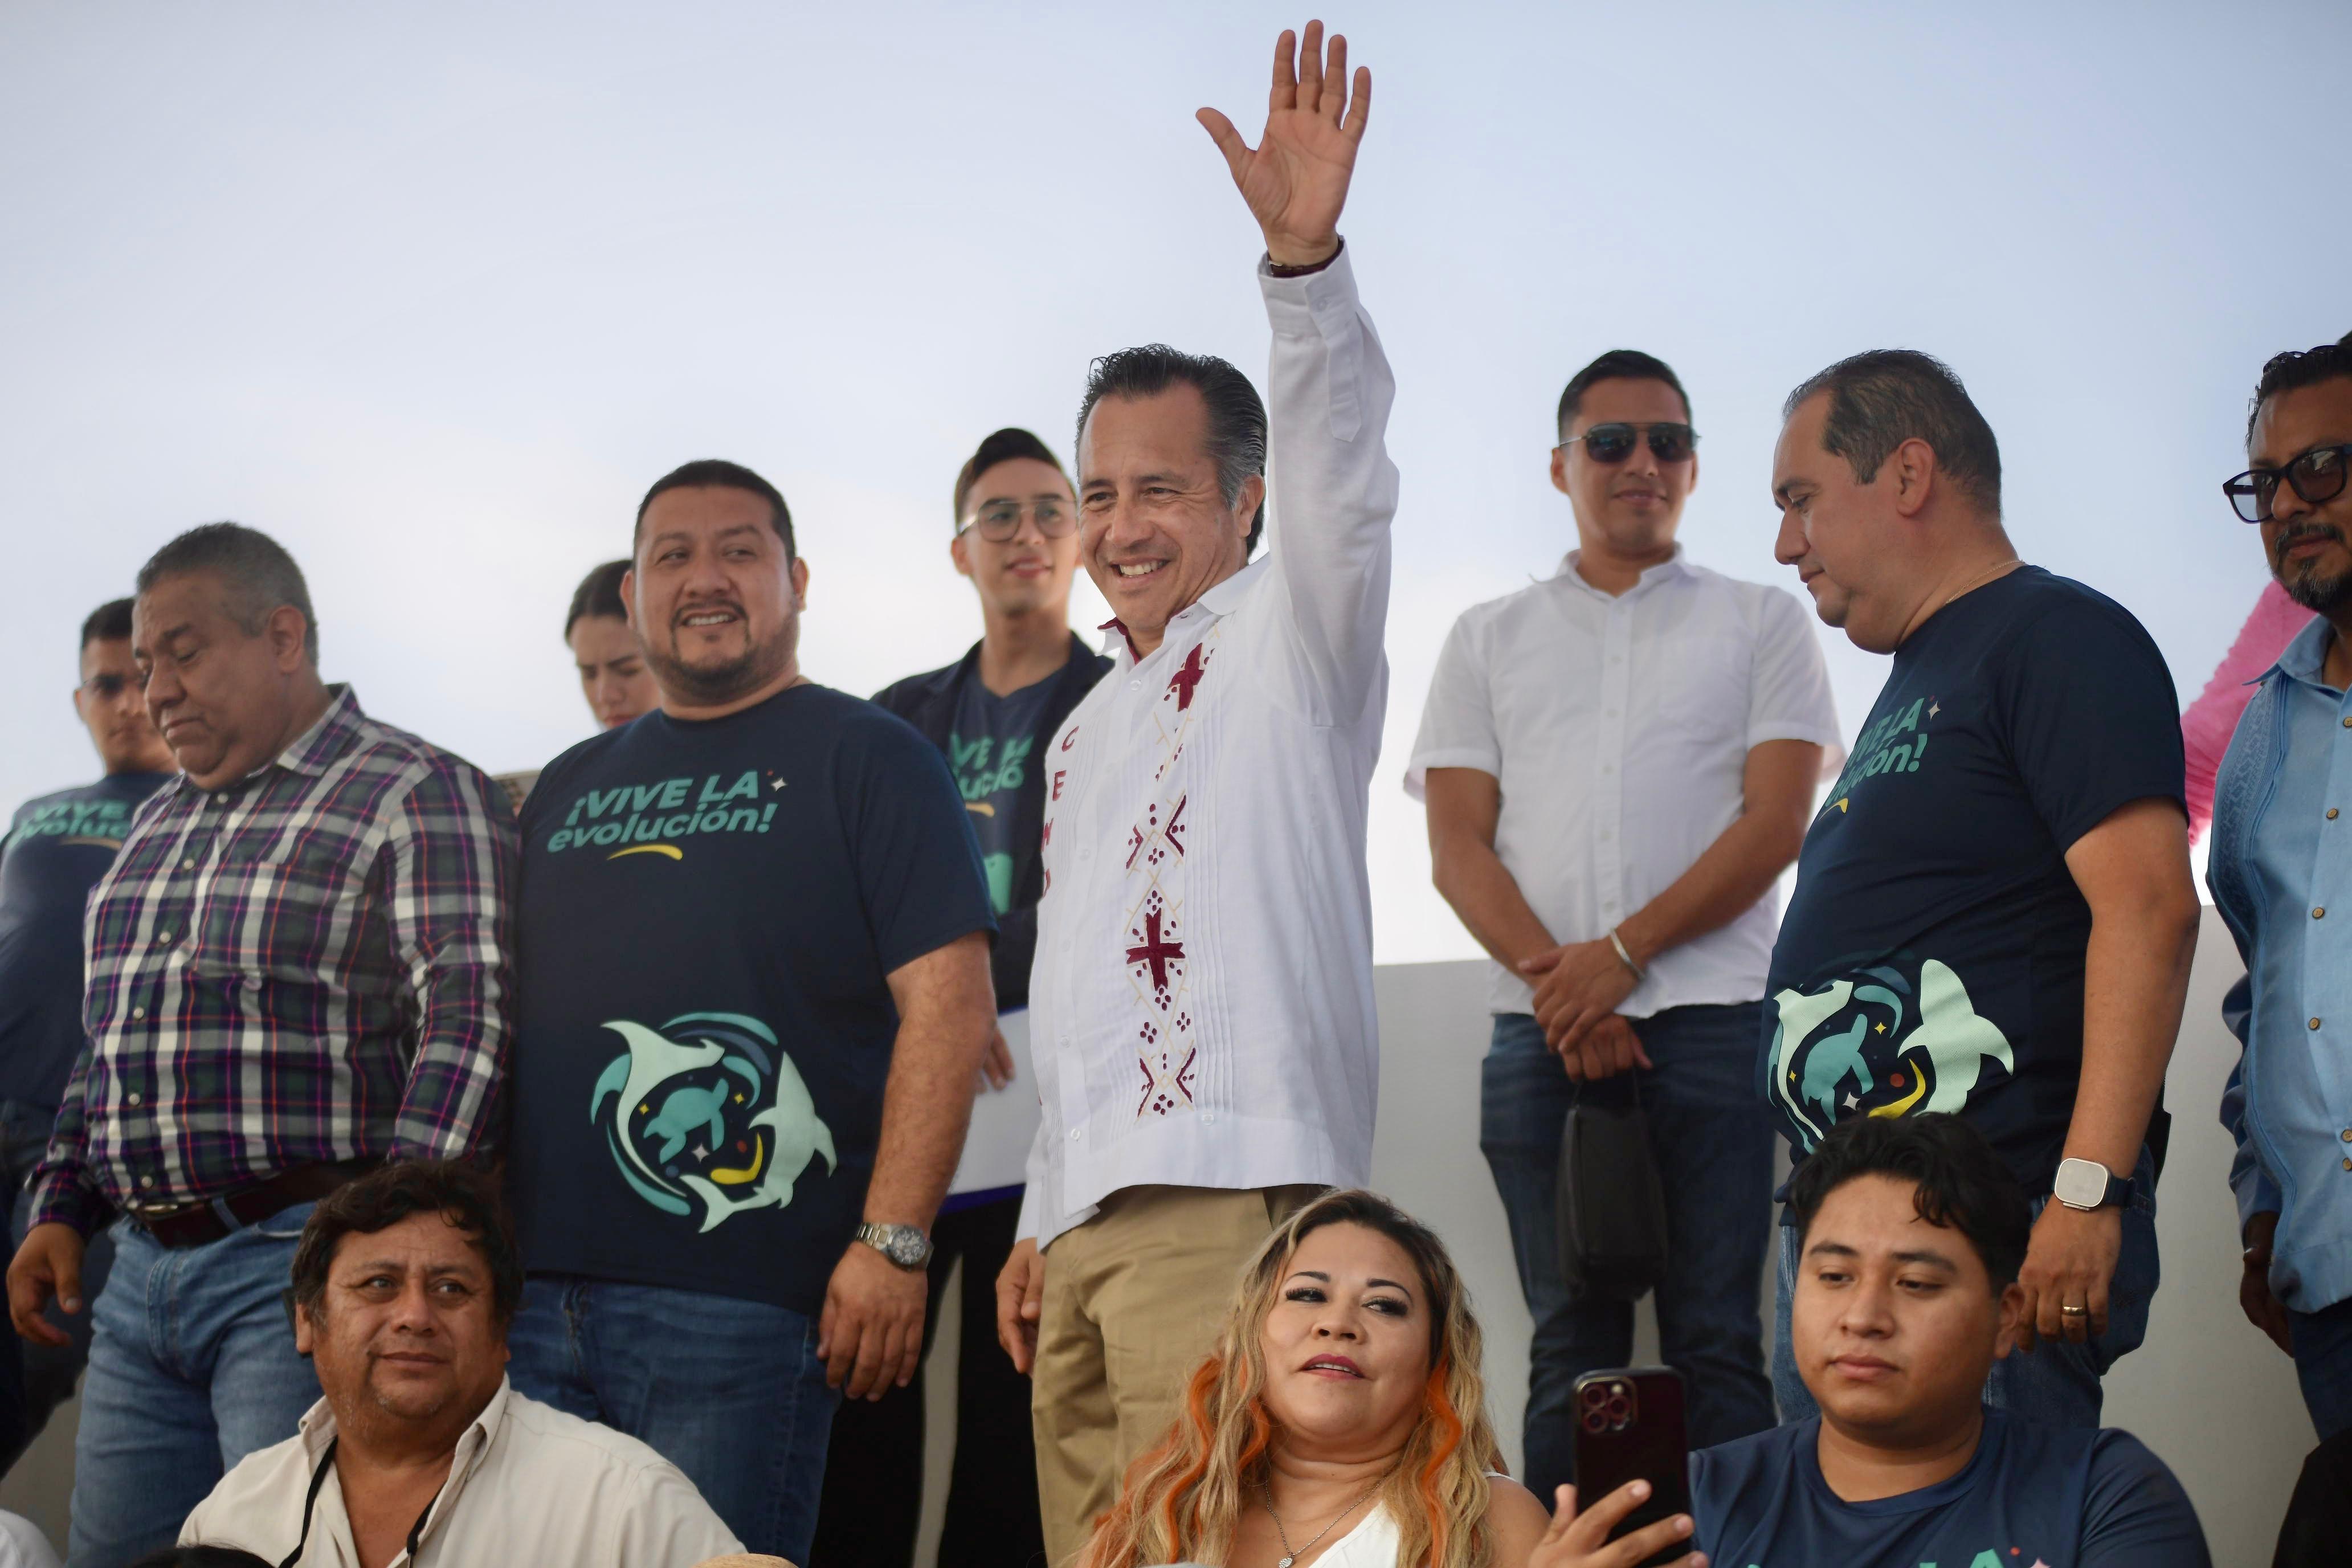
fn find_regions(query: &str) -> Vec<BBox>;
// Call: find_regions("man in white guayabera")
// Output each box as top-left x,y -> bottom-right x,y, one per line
990,21 -> 1396,1563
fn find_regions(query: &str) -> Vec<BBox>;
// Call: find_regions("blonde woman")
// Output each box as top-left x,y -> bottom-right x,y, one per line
1079,1190 -> 1560,1568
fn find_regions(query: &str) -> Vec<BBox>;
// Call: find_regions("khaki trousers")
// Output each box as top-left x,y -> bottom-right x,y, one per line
1031,1183 -> 1322,1567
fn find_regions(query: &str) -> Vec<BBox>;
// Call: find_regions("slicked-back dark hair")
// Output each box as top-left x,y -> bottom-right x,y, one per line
290,1159 -> 524,1326
953,427 -> 1068,526
1787,1113 -> 2031,1291
1783,349 -> 2003,517
2249,330 -> 2352,442
564,558 -> 632,639
1076,345 -> 1268,554
634,459 -> 795,561
1556,349 -> 1692,438
81,597 -> 136,651
136,522 -> 320,664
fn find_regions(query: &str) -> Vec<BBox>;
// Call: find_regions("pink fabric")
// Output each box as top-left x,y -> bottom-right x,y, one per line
2182,579 -> 2316,842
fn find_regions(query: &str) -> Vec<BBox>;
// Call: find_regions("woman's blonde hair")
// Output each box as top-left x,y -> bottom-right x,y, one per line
1079,1189 -> 1503,1568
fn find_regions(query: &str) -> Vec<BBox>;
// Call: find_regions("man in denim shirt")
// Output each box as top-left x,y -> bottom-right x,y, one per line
2208,332 -> 2352,1442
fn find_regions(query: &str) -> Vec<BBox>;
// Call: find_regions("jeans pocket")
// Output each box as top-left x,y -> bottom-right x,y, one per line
249,1199 -> 319,1242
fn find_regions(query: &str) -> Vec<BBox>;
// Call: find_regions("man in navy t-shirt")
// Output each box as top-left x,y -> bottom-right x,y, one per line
1529,1115 -> 2208,1568
0,598 -> 174,1462
504,460 -> 999,1565
1763,350 -> 2200,1427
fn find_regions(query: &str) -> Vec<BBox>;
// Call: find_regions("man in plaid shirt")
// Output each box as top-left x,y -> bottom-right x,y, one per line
4,523 -> 517,1567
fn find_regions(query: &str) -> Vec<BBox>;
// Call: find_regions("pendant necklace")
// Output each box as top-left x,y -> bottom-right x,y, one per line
1260,1472 -> 1387,1568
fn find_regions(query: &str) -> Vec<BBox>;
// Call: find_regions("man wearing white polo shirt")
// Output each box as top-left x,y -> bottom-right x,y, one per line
1411,349 -> 1840,1498
989,23 -> 1393,1561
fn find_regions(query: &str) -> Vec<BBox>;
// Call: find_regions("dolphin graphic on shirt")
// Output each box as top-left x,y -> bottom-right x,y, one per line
1771,958 -> 2014,1151
589,1012 -> 836,1231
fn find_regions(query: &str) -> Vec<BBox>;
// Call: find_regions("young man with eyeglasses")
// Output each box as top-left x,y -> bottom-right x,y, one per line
0,599 -> 174,1468
1411,350 -> 1840,1497
2206,331 -> 2352,1448
1766,350 -> 2199,1431
812,428 -> 1106,1568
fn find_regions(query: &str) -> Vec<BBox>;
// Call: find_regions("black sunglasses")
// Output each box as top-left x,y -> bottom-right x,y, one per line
1558,422 -> 1699,466
2225,443 -> 2352,524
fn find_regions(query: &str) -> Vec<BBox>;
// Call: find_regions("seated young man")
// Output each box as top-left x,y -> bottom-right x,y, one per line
1532,1114 -> 2208,1568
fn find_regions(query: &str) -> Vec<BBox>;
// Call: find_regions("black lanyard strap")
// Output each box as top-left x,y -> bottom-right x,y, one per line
275,1434 -> 445,1568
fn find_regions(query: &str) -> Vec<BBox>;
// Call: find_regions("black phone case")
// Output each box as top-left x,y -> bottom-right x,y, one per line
1569,1366 -> 1691,1568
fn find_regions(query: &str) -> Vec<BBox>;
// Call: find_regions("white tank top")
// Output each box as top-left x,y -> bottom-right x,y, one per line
1311,1500 -> 1404,1567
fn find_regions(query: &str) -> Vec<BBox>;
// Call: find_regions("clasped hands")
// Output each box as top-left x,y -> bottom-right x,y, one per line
1522,938 -> 1652,1081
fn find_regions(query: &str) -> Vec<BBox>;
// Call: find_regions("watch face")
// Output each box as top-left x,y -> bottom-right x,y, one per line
2053,1158 -> 2106,1208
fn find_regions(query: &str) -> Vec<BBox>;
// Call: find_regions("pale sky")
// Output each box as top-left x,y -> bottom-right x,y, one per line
3,1 -> 2343,962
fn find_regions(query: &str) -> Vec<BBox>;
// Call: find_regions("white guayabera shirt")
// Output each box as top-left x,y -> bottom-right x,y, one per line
1408,549 -> 1843,1018
179,1378 -> 742,1567
1019,246 -> 1398,1248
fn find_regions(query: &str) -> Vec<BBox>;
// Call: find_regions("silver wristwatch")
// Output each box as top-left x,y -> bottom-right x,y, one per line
854,1222 -> 934,1270
2052,1157 -> 2137,1212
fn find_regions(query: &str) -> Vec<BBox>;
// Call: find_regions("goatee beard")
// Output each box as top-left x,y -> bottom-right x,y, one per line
647,636 -> 794,707
2277,530 -> 2352,616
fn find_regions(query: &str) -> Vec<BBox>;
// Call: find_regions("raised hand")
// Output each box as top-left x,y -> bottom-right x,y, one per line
1197,20 -> 1370,268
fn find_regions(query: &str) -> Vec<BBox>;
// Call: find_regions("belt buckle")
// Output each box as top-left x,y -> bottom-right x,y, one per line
127,1198 -> 197,1222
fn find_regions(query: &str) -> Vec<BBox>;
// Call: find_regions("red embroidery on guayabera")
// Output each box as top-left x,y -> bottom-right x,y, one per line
1060,728 -> 1078,753
1126,906 -> 1185,994
1166,643 -> 1210,711
1165,795 -> 1188,858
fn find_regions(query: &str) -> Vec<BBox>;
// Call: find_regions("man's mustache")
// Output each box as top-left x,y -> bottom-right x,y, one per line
2276,524 -> 2344,561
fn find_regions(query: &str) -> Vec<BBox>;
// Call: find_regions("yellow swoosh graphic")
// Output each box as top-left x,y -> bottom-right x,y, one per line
607,844 -> 683,861
710,1135 -> 766,1186
965,802 -> 996,818
1869,1056 -> 1930,1118
60,836 -> 124,850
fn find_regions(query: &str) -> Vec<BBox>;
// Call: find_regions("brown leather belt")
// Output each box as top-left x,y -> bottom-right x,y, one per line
124,1160 -> 378,1250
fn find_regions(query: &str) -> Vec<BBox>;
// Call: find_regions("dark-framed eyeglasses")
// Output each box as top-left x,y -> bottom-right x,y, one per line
79,672 -> 138,700
2225,443 -> 2352,524
1557,422 -> 1700,466
957,499 -> 1076,543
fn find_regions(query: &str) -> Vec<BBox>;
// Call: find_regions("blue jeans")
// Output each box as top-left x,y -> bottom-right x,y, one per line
2,1099 -> 116,1472
68,1201 -> 322,1568
1771,1146 -> 2160,1427
1481,1006 -> 1777,1497
2288,1295 -> 2352,1442
507,1274 -> 839,1563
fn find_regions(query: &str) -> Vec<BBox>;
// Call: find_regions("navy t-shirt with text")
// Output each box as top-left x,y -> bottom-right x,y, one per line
0,773 -> 173,1106
511,684 -> 995,1317
1691,1410 -> 2209,1567
1764,569 -> 2182,1193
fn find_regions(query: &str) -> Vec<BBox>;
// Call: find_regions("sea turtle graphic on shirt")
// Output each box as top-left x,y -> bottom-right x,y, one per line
1769,957 -> 2015,1151
588,1011 -> 836,1232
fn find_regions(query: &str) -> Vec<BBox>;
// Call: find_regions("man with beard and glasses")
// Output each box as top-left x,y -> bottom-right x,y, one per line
2206,331 -> 2352,1448
1766,350 -> 2200,1431
502,459 -> 999,1564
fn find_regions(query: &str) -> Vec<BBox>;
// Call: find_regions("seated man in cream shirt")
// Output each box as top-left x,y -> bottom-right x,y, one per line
180,1161 -> 740,1568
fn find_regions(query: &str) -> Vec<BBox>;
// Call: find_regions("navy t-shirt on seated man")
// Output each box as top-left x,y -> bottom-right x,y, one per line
510,683 -> 995,1316
1692,1406 -> 2208,1567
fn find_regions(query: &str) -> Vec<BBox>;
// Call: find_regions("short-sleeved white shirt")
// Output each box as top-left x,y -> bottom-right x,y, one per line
1407,549 -> 1841,1017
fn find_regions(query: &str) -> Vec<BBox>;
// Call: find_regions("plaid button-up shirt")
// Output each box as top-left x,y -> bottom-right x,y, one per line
31,686 -> 518,1234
